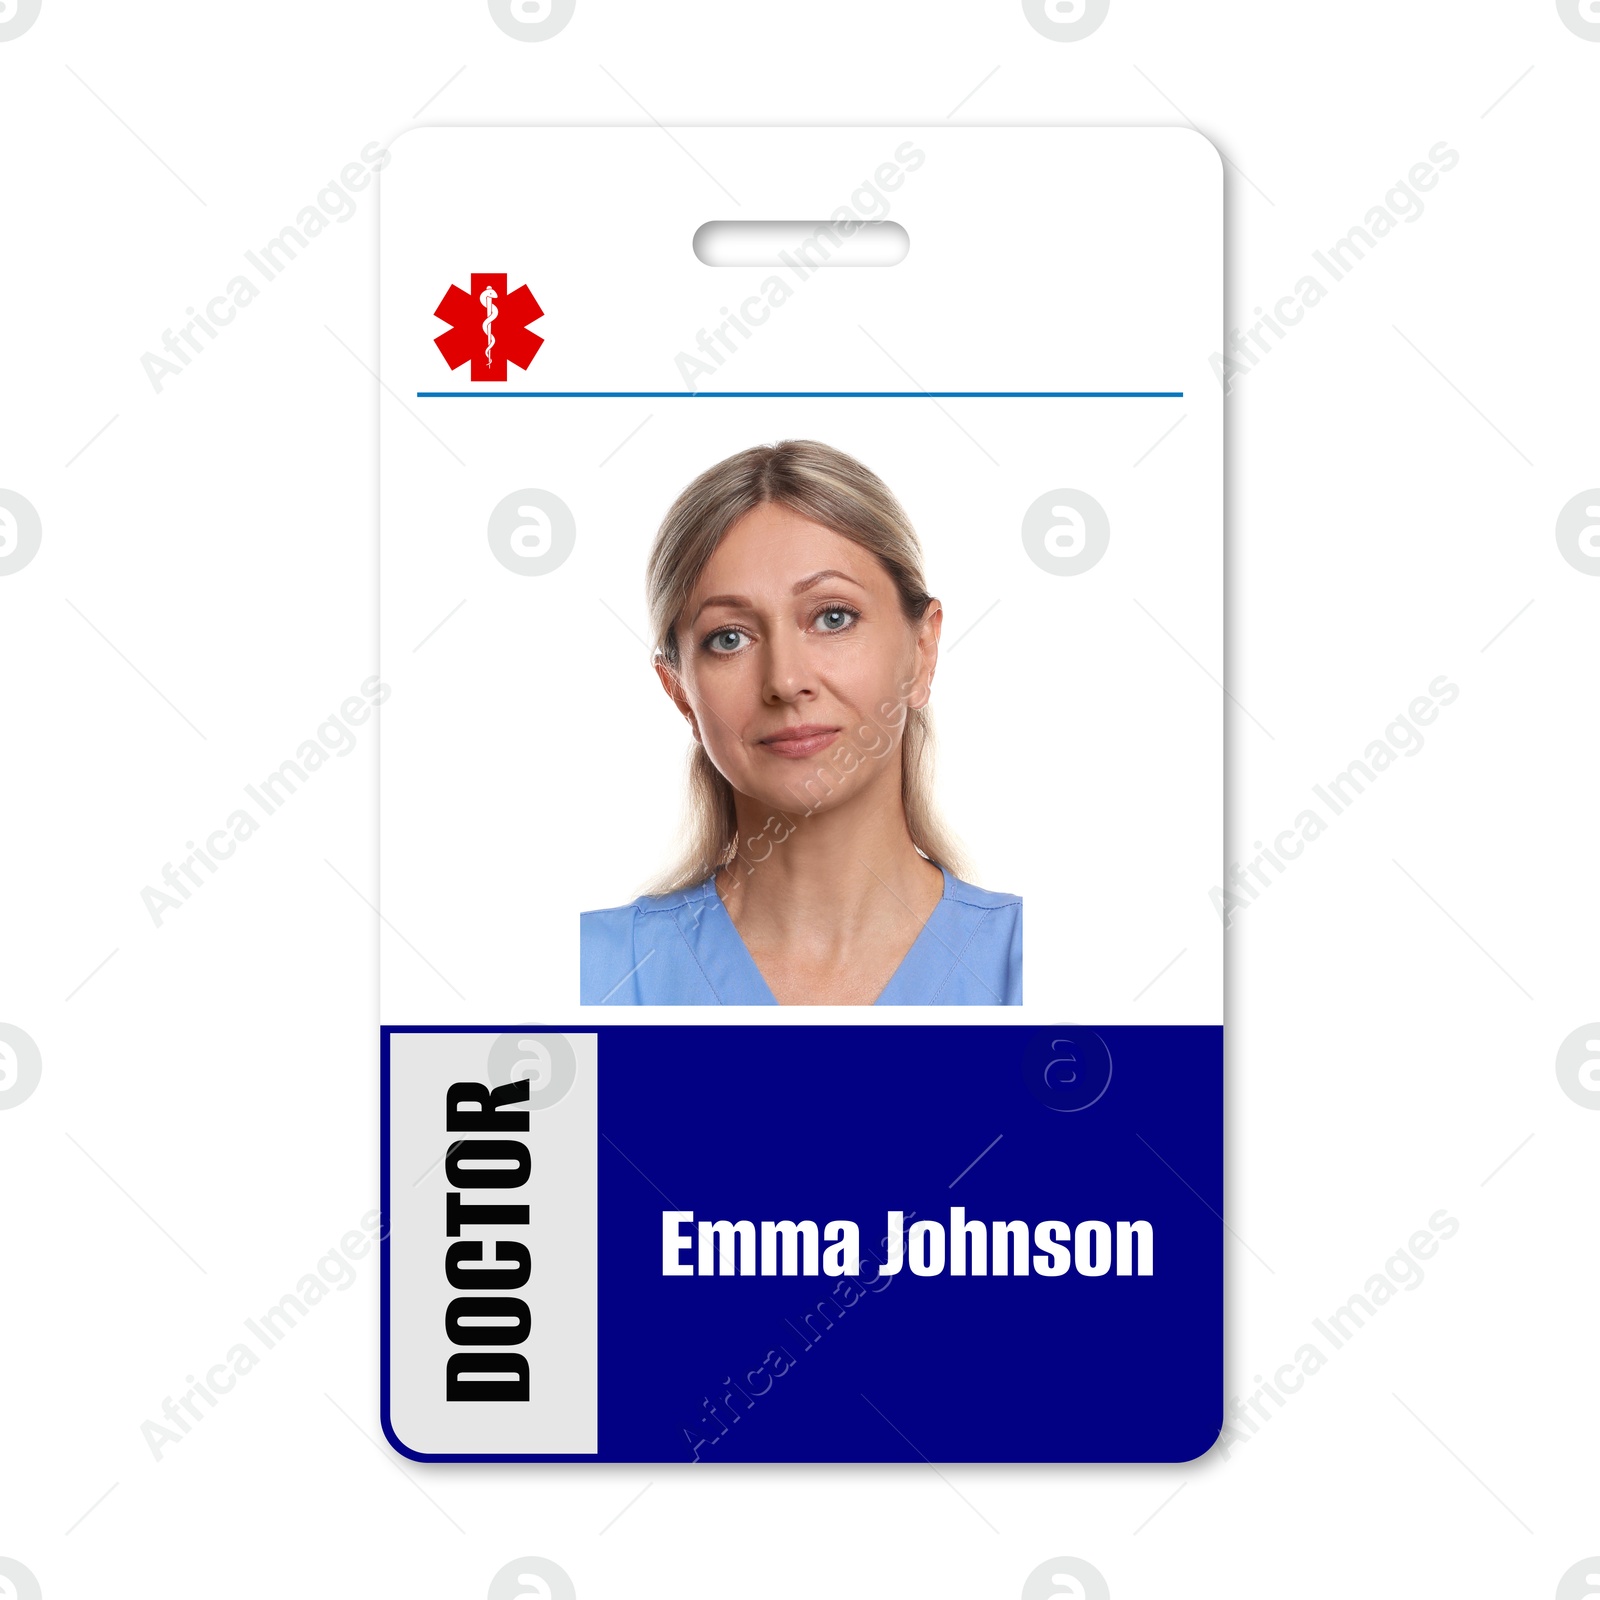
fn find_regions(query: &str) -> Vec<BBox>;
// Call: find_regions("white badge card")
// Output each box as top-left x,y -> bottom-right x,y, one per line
378,126 -> 1222,1464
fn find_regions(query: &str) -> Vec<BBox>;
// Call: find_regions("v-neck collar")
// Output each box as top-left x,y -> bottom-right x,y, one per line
693,865 -> 957,1006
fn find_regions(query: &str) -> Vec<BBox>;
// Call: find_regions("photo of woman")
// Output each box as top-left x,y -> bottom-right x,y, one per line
580,439 -> 1022,1006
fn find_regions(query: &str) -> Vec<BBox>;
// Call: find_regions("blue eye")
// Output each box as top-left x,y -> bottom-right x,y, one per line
705,628 -> 747,654
815,606 -> 857,633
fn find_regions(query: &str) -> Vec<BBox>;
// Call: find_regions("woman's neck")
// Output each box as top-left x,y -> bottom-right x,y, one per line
715,787 -> 944,958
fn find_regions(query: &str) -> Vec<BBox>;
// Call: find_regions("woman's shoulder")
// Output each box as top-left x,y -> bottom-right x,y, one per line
940,871 -> 1022,914
579,878 -> 722,1006
580,878 -> 717,924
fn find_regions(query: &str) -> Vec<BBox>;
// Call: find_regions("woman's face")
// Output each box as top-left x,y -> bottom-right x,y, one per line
659,502 -> 941,821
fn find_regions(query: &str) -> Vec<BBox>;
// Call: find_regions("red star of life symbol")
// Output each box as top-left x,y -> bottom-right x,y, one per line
433,273 -> 544,382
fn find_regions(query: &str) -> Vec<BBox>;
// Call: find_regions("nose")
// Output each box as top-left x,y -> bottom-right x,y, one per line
761,627 -> 818,707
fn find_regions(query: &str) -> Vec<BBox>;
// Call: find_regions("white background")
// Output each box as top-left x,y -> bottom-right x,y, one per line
2,4 -> 1597,1600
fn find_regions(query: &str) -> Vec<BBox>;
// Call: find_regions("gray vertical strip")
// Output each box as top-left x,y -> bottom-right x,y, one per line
387,1031 -> 599,1456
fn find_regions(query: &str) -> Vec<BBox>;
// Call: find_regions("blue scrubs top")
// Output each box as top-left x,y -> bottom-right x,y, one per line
581,866 -> 1021,1006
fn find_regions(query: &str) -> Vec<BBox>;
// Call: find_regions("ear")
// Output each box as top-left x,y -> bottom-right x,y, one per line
906,599 -> 943,711
655,656 -> 702,743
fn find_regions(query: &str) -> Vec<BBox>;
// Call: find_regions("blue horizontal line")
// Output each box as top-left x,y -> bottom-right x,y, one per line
414,390 -> 1184,399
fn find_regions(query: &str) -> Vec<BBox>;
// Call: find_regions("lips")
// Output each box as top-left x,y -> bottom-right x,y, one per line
758,724 -> 841,759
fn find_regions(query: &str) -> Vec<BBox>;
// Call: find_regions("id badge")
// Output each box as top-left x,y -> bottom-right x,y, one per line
377,125 -> 1222,1462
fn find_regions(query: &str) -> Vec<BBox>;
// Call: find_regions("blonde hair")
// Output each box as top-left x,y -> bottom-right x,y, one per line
644,439 -> 967,894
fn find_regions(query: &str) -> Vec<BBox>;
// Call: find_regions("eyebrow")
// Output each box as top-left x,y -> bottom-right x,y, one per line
690,569 -> 866,624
